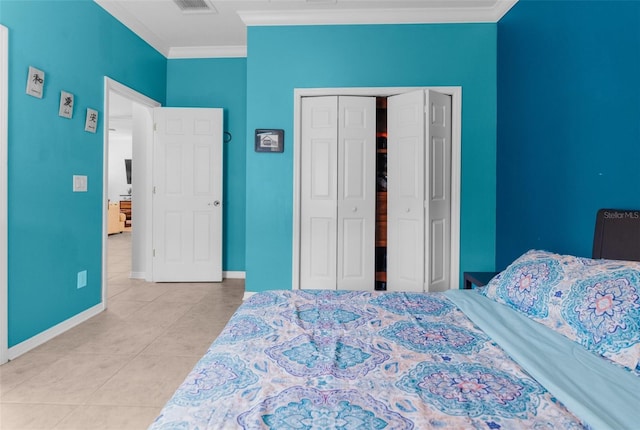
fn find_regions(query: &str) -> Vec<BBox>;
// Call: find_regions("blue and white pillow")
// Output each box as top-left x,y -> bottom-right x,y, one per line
479,250 -> 640,375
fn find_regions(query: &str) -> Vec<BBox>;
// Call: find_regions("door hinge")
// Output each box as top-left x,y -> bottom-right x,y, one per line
153,122 -> 157,131
153,249 -> 156,257
153,186 -> 156,194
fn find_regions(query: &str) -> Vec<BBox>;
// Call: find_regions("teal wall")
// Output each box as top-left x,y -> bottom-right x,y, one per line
2,0 -> 166,346
166,58 -> 247,272
496,0 -> 640,269
245,24 -> 498,293
1,4 -> 501,347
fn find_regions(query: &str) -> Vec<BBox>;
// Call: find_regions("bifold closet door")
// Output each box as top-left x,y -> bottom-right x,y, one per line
426,90 -> 452,292
300,96 -> 338,290
300,96 -> 376,290
387,90 -> 426,292
337,97 -> 376,290
387,90 -> 452,292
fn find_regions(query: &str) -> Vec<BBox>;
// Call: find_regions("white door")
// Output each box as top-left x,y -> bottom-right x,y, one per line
387,90 -> 426,292
426,90 -> 452,292
152,108 -> 223,282
300,96 -> 338,289
387,90 -> 451,292
337,97 -> 376,290
300,96 -> 376,290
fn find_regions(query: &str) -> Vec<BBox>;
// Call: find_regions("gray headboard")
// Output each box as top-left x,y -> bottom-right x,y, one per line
592,209 -> 640,262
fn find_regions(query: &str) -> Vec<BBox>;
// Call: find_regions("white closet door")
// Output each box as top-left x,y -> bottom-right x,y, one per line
337,97 -> 376,290
387,90 -> 426,292
387,90 -> 452,292
300,96 -> 339,289
300,96 -> 375,290
426,90 -> 452,292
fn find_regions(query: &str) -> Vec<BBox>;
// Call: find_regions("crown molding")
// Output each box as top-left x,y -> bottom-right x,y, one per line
239,1 -> 518,26
96,0 -> 518,59
168,45 -> 247,59
95,0 -> 170,57
490,0 -> 519,21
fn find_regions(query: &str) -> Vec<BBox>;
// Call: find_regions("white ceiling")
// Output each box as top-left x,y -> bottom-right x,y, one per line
95,0 -> 517,58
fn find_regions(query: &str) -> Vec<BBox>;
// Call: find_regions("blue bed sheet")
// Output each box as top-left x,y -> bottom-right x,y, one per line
446,289 -> 640,430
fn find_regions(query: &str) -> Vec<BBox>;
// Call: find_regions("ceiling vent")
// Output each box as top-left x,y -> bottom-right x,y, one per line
173,0 -> 217,14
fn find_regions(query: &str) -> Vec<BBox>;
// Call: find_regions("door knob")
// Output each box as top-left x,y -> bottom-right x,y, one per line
208,201 -> 221,207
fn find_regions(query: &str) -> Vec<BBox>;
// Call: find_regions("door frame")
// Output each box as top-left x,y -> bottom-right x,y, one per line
292,86 -> 462,291
102,78 -> 160,306
1,24 -> 8,364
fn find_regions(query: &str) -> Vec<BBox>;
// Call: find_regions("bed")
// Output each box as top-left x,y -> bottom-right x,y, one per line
150,209 -> 640,430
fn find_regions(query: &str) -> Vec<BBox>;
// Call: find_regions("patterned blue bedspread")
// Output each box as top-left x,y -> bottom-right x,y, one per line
149,290 -> 586,429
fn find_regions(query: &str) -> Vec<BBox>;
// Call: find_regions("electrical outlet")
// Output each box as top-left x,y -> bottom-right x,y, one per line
73,175 -> 88,192
77,270 -> 87,289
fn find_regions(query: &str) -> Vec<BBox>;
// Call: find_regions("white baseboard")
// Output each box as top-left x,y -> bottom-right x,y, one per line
127,271 -> 244,281
242,291 -> 256,301
6,303 -> 105,361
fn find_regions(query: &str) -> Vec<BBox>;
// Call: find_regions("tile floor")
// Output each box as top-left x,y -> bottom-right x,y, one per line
0,231 -> 245,430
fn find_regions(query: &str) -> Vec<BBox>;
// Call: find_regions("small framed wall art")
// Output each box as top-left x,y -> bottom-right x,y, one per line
255,129 -> 284,153
85,108 -> 99,133
25,66 -> 45,98
59,91 -> 74,119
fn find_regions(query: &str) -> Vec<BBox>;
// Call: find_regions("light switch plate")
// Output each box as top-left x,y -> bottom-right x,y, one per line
73,175 -> 87,192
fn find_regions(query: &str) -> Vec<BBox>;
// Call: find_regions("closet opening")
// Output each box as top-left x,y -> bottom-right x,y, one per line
375,97 -> 387,290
